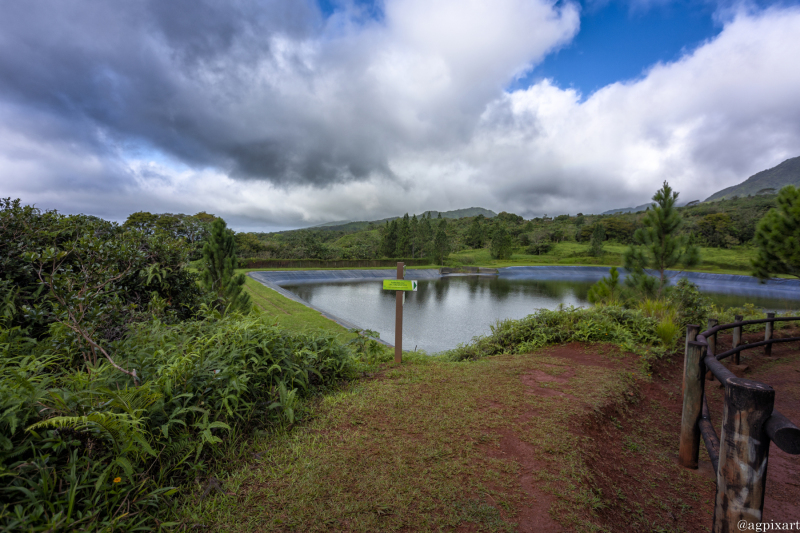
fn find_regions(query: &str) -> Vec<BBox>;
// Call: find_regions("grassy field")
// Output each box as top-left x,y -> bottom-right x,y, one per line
448,242 -> 759,276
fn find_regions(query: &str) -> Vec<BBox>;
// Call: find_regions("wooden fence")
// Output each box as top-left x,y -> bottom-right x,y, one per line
679,315 -> 800,532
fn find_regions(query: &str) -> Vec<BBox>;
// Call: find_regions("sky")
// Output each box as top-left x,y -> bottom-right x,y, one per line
1,0 -> 800,231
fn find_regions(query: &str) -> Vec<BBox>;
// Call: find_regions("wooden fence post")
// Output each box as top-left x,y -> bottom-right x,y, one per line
713,378 -> 775,532
764,312 -> 775,356
394,262 -> 404,364
733,315 -> 743,365
707,318 -> 718,356
679,325 -> 703,468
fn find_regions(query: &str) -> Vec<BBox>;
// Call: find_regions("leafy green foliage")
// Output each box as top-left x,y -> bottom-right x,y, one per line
624,182 -> 700,295
489,224 -> 513,260
1,198 -> 203,340
442,306 -> 665,364
0,200 -> 358,531
752,185 -> 800,279
667,278 -> 711,328
465,216 -> 486,249
587,267 -> 620,305
0,314 -> 357,531
201,219 -> 251,314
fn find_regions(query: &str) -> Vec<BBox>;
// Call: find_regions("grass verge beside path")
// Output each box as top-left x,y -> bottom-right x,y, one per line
190,344 -> 715,532
242,276 -> 361,343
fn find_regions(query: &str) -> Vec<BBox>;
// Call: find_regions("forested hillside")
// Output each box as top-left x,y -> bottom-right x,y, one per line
231,192 -> 779,263
705,156 -> 800,201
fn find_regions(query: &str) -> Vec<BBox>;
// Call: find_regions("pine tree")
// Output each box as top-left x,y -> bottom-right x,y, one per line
433,218 -> 450,264
752,185 -> 800,279
381,220 -> 398,257
623,181 -> 700,296
409,214 -> 420,258
395,213 -> 411,257
420,216 -> 433,257
589,223 -> 605,257
465,216 -> 485,248
201,218 -> 251,313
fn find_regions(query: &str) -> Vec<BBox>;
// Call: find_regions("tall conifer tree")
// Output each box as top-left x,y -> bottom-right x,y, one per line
395,213 -> 411,257
201,218 -> 251,313
409,214 -> 420,258
433,218 -> 450,264
623,181 -> 700,295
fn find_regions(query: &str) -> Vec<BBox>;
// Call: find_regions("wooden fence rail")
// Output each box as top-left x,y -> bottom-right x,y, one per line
679,316 -> 800,532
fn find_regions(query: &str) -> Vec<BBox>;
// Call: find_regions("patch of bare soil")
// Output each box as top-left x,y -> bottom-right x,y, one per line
471,335 -> 800,532
575,349 -> 717,531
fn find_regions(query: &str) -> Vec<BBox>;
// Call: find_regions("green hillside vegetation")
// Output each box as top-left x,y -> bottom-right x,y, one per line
233,193 -> 778,275
705,155 -> 800,201
295,207 -> 497,234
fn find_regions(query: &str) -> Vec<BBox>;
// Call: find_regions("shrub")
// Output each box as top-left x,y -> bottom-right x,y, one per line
441,306 -> 664,365
668,278 -> 710,328
0,314 -> 356,531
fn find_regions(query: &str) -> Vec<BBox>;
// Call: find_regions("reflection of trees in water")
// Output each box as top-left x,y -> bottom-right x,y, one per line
432,279 -> 449,302
480,278 -> 593,302
284,285 -> 313,301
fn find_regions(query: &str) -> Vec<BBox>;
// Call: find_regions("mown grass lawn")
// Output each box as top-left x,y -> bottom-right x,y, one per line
448,242 -> 759,276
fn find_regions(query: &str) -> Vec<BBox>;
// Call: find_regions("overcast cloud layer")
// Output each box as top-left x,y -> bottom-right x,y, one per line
1,0 -> 799,230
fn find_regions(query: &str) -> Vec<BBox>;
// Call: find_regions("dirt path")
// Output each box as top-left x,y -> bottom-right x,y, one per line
201,337 -> 800,532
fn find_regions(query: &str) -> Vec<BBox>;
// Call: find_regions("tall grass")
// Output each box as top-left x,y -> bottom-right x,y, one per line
0,314 -> 357,531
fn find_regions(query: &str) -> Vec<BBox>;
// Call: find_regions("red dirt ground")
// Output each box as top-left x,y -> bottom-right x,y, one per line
477,333 -> 800,532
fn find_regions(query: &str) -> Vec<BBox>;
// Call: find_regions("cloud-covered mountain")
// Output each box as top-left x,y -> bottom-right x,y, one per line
704,156 -> 800,201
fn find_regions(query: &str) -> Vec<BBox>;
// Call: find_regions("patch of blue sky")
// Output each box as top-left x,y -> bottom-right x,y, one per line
317,0 -> 383,20
119,143 -> 192,175
513,0 -> 800,98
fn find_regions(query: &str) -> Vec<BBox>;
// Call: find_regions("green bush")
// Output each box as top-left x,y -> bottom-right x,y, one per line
0,200 -> 359,531
0,314 -> 356,531
441,306 -> 665,364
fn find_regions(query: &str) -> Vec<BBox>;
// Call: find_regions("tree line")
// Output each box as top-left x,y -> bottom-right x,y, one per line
118,188 -> 795,272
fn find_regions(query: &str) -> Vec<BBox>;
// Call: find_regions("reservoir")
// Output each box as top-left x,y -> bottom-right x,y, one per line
251,267 -> 800,354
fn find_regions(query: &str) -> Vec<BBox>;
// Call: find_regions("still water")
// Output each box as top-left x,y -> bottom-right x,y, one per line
282,276 -> 799,354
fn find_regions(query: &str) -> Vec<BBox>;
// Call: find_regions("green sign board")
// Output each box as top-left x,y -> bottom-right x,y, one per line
382,279 -> 418,291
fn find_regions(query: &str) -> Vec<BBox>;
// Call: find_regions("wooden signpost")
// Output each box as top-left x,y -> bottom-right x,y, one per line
382,262 -> 417,363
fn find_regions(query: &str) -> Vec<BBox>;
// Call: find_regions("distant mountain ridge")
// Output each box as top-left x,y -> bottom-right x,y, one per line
308,207 -> 497,232
601,202 -> 654,215
705,156 -> 800,202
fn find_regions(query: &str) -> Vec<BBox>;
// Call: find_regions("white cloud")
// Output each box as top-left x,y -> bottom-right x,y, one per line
1,2 -> 800,229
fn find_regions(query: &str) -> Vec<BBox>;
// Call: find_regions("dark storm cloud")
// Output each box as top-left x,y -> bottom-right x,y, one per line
0,0 -> 389,187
